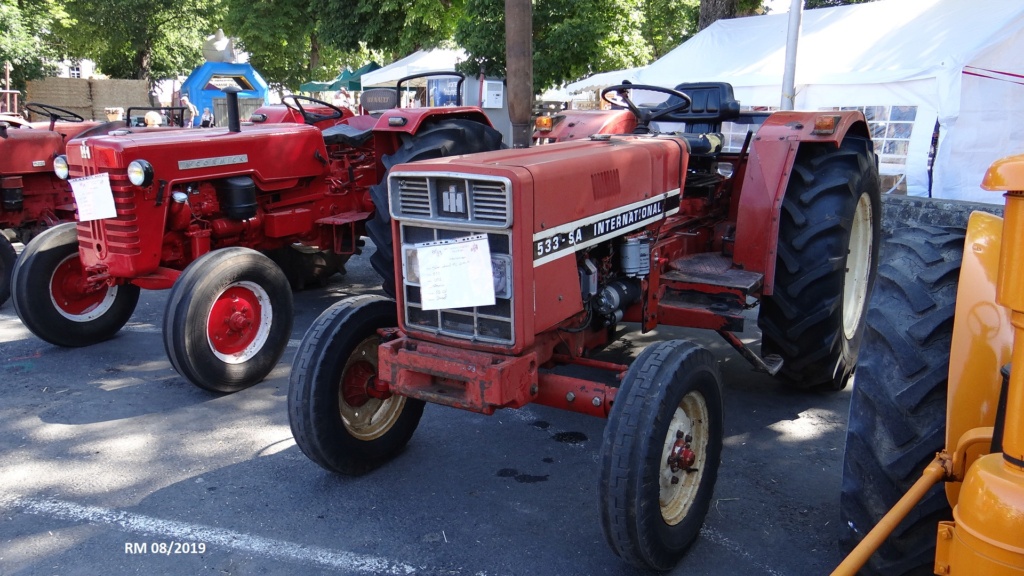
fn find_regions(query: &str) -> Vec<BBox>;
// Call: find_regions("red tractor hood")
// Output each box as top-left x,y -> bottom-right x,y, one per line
67,123 -> 329,185
391,135 -> 687,236
0,128 -> 64,175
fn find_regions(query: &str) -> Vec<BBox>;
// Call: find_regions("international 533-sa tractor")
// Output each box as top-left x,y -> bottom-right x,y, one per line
11,79 -> 503,393
0,103 -> 136,307
833,155 -> 1024,575
288,82 -> 881,570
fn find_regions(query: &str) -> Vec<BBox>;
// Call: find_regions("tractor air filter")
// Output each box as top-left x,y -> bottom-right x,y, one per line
216,176 -> 257,220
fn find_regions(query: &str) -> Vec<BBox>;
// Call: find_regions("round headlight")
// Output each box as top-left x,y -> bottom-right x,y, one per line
53,155 -> 69,180
127,159 -> 154,187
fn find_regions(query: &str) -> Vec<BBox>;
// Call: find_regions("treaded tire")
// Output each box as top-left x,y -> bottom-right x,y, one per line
163,247 -> 293,393
11,222 -> 139,346
758,135 -> 881,389
288,295 -> 425,475
600,339 -> 724,571
0,233 -> 15,307
838,225 -> 964,575
366,118 -> 504,297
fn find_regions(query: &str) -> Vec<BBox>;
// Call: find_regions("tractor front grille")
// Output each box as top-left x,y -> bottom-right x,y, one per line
389,173 -> 512,228
399,223 -> 515,346
76,169 -> 142,257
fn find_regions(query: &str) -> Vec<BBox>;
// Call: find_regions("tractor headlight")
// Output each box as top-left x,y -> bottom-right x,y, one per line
53,155 -> 69,180
127,159 -> 154,187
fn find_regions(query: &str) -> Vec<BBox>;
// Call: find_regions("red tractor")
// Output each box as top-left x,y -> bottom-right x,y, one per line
11,76 -> 503,394
287,82 -> 881,570
0,103 -> 141,307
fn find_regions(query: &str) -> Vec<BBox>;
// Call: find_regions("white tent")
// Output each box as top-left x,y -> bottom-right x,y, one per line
629,0 -> 1024,202
360,49 -> 467,88
564,67 -> 645,94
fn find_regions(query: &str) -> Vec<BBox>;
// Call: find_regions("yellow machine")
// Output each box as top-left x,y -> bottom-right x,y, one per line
835,154 -> 1024,575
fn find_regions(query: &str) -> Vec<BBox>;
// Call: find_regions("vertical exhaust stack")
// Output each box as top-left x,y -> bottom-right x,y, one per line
223,86 -> 242,133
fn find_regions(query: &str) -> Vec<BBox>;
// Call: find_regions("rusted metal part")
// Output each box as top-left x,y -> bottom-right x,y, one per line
716,330 -> 783,375
533,372 -> 617,418
667,431 -> 696,474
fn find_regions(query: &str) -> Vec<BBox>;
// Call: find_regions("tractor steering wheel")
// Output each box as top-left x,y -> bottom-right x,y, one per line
600,84 -> 693,129
282,95 -> 346,125
24,102 -> 85,123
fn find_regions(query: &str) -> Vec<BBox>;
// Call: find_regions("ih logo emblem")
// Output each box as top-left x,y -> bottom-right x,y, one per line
442,185 -> 466,215
79,143 -> 91,160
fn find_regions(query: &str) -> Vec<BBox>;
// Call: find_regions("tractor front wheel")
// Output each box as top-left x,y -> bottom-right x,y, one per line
366,118 -> 504,297
839,226 -> 964,575
0,233 -> 16,307
600,339 -> 724,571
288,295 -> 425,475
163,247 -> 293,393
758,135 -> 881,390
11,222 -> 139,345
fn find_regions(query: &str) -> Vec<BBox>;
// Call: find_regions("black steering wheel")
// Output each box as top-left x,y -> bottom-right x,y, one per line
600,84 -> 693,129
24,102 -> 85,123
282,95 -> 346,125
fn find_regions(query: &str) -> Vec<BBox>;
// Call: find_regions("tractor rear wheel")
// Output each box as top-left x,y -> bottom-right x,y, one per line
758,135 -> 881,389
367,118 -> 504,297
600,339 -> 724,571
0,233 -> 16,307
288,295 -> 425,475
839,226 -> 964,575
11,222 -> 139,346
163,247 -> 293,393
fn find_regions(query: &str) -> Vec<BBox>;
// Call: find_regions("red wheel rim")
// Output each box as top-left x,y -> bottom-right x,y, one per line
342,361 -> 376,408
207,284 -> 264,357
49,254 -> 116,320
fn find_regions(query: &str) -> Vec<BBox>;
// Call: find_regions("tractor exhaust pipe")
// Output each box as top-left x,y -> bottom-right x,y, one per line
223,86 -> 241,133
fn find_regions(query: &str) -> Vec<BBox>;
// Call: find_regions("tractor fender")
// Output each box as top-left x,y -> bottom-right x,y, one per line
732,110 -> 870,293
373,107 -> 494,135
945,210 -> 1013,508
533,109 -> 637,143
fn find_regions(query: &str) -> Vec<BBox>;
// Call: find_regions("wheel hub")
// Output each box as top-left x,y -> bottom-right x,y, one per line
50,254 -> 118,321
338,336 -> 405,441
205,281 -> 273,363
843,193 -> 874,339
659,392 -> 710,526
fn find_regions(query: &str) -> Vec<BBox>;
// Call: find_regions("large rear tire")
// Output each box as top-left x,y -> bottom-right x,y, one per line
366,118 -> 504,297
288,295 -> 425,475
163,247 -> 293,393
600,339 -> 724,571
11,222 -> 139,346
758,135 -> 881,390
0,233 -> 16,307
839,226 -> 964,575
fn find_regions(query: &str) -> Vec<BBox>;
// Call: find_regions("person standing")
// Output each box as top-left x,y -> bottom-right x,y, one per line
180,96 -> 198,127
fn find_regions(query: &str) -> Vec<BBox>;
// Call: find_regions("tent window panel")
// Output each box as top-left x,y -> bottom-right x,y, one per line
861,106 -> 887,122
887,122 -> 913,139
891,106 -> 917,122
871,124 -> 887,139
883,140 -> 909,157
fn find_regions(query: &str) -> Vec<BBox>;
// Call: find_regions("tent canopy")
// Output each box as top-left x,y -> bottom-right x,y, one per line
564,67 -> 645,95
571,0 -> 1024,201
360,49 -> 467,88
299,62 -> 381,93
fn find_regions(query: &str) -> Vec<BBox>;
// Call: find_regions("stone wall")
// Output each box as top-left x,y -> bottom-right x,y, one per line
25,78 -> 150,121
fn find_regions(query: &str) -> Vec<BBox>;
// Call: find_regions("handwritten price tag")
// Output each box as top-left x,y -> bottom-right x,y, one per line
417,235 -> 495,311
69,172 -> 117,221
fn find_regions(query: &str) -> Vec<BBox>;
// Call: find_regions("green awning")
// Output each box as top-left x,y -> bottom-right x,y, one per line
299,62 -> 381,93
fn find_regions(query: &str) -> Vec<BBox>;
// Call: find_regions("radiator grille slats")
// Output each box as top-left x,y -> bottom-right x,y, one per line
390,173 -> 512,228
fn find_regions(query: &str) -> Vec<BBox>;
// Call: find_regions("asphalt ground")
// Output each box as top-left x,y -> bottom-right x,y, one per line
0,243 -> 852,576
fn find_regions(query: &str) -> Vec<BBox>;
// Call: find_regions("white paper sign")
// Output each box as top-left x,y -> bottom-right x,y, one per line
483,80 -> 504,109
417,235 -> 495,311
69,172 -> 117,222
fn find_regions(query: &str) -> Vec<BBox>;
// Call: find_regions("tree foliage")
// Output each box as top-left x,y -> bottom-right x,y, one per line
57,0 -> 224,83
0,0 -> 67,90
642,0 -> 700,59
456,0 -> 653,93
805,0 -> 872,7
317,0 -> 465,61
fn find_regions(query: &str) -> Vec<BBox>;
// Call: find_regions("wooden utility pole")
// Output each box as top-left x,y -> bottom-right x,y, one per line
505,0 -> 533,148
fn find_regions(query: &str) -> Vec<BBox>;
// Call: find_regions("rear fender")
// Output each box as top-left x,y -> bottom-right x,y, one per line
945,210 -> 1012,507
373,107 -> 494,135
732,110 -> 871,294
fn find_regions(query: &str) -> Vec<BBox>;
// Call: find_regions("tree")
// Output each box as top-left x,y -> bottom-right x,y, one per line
698,0 -> 762,30
642,0 -> 700,59
456,0 -> 652,94
805,0 -> 872,7
0,0 -> 66,91
57,0 -> 225,83
317,0 -> 465,62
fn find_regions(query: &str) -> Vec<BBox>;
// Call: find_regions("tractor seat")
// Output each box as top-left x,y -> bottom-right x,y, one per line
666,82 -> 741,133
321,123 -> 373,147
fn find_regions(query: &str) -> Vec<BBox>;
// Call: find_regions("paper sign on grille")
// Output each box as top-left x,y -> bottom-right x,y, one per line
69,172 -> 116,221
416,235 -> 495,311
